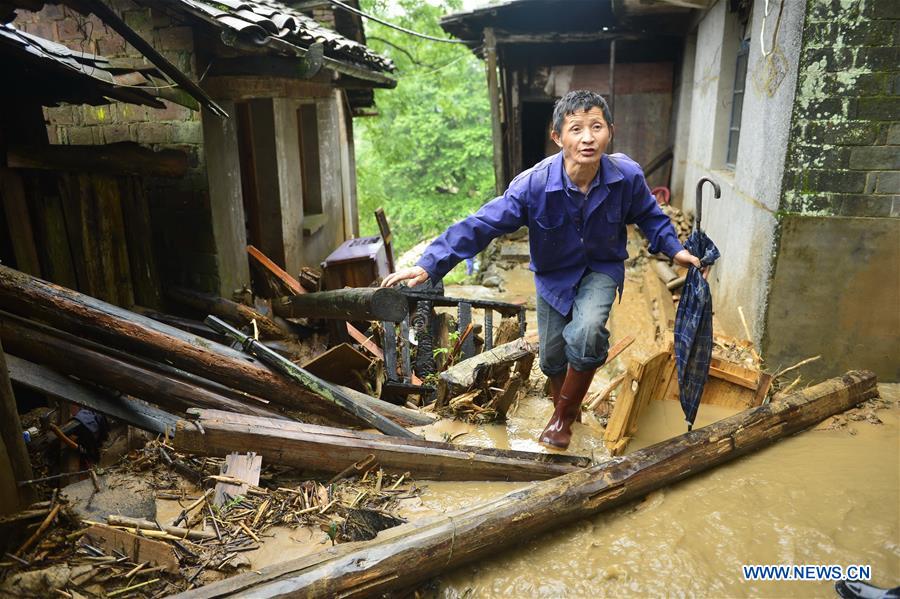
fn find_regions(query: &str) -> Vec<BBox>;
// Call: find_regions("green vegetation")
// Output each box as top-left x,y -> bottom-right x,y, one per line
355,0 -> 495,263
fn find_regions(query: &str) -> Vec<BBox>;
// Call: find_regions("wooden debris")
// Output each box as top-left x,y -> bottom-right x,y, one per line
105,515 -> 216,541
214,453 -> 262,507
0,266 -> 409,427
273,287 -> 408,322
175,409 -> 591,481
333,385 -> 436,428
171,371 -> 878,598
80,524 -> 178,573
15,503 -> 60,556
206,316 -> 417,439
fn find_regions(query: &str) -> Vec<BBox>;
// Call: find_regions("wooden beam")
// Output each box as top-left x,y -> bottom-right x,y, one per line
172,371 -> 878,598
247,244 -> 305,295
5,354 -> 180,436
175,409 -> 591,481
272,287 -> 408,322
167,286 -> 294,340
0,335 -> 34,511
0,168 -> 41,277
6,143 -> 189,178
437,337 -> 536,406
484,28 -> 505,194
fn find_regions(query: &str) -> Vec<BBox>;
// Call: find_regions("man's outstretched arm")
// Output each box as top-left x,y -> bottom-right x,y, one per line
382,188 -> 528,288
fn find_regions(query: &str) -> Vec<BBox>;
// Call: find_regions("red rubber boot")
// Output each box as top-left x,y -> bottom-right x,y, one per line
539,367 -> 595,449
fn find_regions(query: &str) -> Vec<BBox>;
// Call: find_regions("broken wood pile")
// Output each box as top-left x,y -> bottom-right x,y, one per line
0,434 -> 417,597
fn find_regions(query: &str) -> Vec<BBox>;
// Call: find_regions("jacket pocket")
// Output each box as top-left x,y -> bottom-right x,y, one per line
530,216 -> 570,270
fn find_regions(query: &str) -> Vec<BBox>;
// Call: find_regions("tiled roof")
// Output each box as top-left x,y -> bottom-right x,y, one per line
0,22 -> 167,107
169,0 -> 394,73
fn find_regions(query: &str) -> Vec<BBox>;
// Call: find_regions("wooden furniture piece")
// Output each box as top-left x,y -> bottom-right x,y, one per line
321,236 -> 390,290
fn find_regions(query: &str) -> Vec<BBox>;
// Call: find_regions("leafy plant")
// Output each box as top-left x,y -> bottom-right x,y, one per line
356,0 -> 495,257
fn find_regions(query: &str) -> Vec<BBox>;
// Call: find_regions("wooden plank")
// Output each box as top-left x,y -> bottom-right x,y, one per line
248,244 -> 304,295
301,343 -> 372,392
0,168 -> 41,277
0,336 -> 34,511
6,143 -> 189,178
119,176 -> 162,309
437,337 -> 536,406
0,314 -> 283,420
27,174 -> 78,290
171,371 -> 879,599
334,385 -> 437,428
5,354 -> 179,436
625,351 -> 670,436
92,174 -> 135,308
214,453 -> 262,507
175,409 -> 592,482
81,524 -> 178,573
484,28 -> 505,194
168,286 -> 294,340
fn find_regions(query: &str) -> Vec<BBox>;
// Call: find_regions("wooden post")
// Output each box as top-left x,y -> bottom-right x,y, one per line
484,28 -> 505,194
171,371 -> 878,599
0,335 -> 34,510
167,286 -> 294,340
608,38 -> 616,153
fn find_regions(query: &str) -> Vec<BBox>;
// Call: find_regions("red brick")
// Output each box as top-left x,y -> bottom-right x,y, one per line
46,105 -> 78,126
55,17 -> 84,41
118,104 -> 149,122
97,35 -> 126,56
135,122 -> 171,144
154,26 -> 194,52
100,123 -> 132,143
24,21 -> 57,41
67,127 -> 96,145
149,101 -> 192,122
82,104 -> 117,125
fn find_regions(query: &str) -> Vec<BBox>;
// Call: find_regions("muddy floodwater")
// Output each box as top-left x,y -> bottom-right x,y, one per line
424,389 -> 899,598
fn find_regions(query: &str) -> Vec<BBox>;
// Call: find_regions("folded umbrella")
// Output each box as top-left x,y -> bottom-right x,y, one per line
674,177 -> 721,430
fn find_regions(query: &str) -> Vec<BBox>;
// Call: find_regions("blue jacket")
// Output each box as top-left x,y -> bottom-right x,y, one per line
417,151 -> 684,315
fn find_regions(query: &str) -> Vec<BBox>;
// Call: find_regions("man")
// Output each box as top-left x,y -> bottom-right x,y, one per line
382,90 -> 700,450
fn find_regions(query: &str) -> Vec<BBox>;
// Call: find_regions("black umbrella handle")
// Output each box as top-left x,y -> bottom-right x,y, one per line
695,177 -> 721,233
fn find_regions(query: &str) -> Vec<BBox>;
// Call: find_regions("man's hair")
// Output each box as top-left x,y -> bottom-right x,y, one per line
551,90 -> 613,134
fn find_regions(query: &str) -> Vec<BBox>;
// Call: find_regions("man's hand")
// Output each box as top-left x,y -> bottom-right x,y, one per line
673,249 -> 710,279
381,266 -> 429,288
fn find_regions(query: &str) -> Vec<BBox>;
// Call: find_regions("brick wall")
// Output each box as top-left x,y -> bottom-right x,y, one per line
13,0 -> 221,292
780,0 -> 899,217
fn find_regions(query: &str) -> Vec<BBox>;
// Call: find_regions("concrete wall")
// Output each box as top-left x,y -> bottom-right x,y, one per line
763,0 -> 900,381
675,0 -> 805,344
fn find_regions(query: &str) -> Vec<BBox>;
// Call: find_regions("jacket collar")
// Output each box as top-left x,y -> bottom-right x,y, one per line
545,151 -> 624,193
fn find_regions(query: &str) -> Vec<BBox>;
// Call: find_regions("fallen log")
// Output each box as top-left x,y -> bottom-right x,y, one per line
173,371 -> 878,598
167,286 -> 294,340
5,354 -> 180,436
175,409 -> 592,481
0,266 -> 391,426
0,316 -> 284,420
334,385 -> 436,428
272,287 -> 408,322
206,316 -> 416,439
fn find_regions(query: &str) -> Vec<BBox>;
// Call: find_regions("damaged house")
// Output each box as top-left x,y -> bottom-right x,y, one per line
4,0 -> 395,305
441,0 -> 899,382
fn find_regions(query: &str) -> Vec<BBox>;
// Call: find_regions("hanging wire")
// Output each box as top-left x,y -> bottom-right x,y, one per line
399,46 -> 481,80
326,0 -> 474,44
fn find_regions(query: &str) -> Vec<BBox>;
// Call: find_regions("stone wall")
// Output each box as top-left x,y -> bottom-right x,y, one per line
763,0 -> 900,381
779,0 -> 899,217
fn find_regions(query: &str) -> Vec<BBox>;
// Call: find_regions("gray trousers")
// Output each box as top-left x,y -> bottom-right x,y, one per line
537,271 -> 617,375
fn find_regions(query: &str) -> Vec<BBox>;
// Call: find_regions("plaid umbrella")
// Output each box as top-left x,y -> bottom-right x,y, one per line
674,178 -> 721,430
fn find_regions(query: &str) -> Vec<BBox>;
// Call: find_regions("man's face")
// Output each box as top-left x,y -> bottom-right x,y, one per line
551,107 -> 613,168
